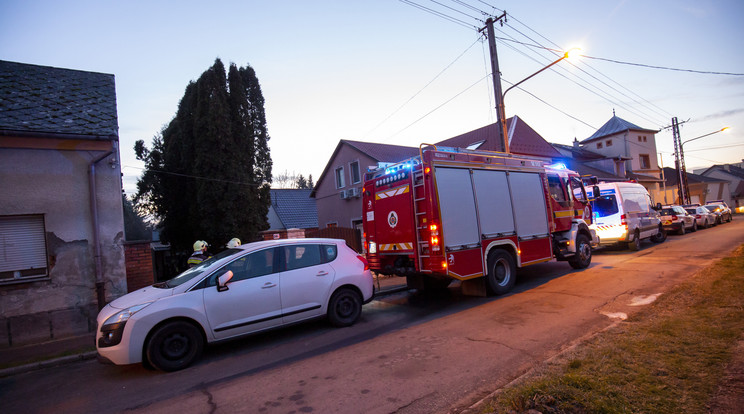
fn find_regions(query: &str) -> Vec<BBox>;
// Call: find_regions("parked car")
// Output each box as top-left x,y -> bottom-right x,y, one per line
659,205 -> 696,235
704,202 -> 733,224
96,238 -> 374,371
685,206 -> 715,229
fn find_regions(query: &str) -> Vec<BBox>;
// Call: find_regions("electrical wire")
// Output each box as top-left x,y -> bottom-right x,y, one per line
582,56 -> 744,76
122,165 -> 267,187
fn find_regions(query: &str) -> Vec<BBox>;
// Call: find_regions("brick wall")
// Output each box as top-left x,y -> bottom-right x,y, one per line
124,241 -> 154,292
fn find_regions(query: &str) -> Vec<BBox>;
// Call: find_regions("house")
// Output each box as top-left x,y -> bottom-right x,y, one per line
658,167 -> 729,206
311,116 -> 561,236
0,60 -> 126,348
698,164 -> 744,208
263,188 -> 319,239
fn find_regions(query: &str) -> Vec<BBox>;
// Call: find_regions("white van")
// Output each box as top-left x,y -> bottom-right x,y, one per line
589,182 -> 666,250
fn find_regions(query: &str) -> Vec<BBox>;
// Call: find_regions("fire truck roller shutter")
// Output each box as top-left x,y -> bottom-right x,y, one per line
434,167 -> 480,249
508,172 -> 550,239
472,169 -> 515,237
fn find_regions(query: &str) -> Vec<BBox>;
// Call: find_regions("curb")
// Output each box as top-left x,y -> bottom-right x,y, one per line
0,350 -> 98,378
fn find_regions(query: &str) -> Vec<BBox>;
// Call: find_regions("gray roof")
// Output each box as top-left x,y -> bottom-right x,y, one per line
661,167 -> 727,186
0,60 -> 118,138
581,115 -> 656,143
269,189 -> 318,229
343,140 -> 420,163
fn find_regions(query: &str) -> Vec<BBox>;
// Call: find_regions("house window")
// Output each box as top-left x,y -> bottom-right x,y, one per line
597,142 -> 603,149
326,222 -> 338,228
639,154 -> 651,169
349,161 -> 361,184
643,136 -> 648,142
0,215 -> 49,284
335,166 -> 345,188
606,139 -> 613,147
638,136 -> 642,142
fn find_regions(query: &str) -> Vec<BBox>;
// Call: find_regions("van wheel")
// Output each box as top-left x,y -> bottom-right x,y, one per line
628,230 -> 641,251
486,249 -> 516,295
704,219 -> 710,229
569,234 -> 592,269
651,227 -> 666,243
691,221 -> 697,232
327,288 -> 362,327
146,321 -> 204,372
678,224 -> 685,235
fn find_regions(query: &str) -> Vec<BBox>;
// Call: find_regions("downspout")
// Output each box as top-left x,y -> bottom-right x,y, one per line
89,144 -> 115,311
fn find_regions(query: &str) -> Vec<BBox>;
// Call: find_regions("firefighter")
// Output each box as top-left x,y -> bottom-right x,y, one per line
226,237 -> 241,249
187,240 -> 211,267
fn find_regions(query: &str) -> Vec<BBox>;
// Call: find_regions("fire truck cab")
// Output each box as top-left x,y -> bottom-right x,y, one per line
362,144 -> 598,296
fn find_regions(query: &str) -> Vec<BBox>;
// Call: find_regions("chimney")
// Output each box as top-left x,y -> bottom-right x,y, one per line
573,137 -> 579,149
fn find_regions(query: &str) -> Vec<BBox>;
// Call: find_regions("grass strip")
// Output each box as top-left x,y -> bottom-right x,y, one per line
482,244 -> 744,414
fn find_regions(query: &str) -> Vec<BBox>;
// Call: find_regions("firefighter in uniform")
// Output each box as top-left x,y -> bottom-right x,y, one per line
187,240 -> 211,267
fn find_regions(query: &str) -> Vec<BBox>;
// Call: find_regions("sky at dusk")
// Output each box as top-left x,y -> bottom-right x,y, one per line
2,0 -> 743,195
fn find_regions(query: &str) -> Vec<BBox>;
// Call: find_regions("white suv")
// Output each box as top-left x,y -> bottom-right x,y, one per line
96,238 -> 373,371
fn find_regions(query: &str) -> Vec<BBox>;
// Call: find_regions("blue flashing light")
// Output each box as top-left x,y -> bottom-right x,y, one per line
547,162 -> 567,170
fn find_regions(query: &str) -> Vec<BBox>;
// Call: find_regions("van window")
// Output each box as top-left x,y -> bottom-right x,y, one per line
622,191 -> 649,213
592,195 -> 619,217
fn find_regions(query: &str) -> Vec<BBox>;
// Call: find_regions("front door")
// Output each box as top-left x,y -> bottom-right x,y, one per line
203,248 -> 282,340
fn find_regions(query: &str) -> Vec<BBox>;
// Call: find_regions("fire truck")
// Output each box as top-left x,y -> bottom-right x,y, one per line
362,144 -> 599,296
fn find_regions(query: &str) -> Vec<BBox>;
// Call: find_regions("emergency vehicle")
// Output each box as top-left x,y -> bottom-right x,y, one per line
362,144 -> 599,296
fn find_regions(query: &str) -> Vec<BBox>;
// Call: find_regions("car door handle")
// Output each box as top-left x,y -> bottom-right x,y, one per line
262,282 -> 277,289
316,271 -> 329,277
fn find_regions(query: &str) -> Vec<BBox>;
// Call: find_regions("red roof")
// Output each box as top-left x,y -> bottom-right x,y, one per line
435,116 -> 561,158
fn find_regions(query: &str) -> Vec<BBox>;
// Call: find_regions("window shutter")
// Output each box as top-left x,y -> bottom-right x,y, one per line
0,215 -> 48,276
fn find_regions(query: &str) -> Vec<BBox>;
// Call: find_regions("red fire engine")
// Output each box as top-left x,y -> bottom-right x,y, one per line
362,144 -> 598,296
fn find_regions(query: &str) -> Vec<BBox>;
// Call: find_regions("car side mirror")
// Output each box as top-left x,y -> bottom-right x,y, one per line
655,203 -> 662,210
217,270 -> 234,292
592,186 -> 600,199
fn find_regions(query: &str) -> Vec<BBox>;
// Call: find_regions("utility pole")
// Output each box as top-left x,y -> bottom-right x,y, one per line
671,117 -> 690,204
483,12 -> 509,154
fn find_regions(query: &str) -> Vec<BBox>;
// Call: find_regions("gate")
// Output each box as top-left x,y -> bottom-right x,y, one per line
306,227 -> 362,253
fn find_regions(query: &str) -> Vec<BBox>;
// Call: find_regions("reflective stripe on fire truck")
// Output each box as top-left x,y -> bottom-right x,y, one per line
379,242 -> 413,251
375,185 -> 409,200
553,209 -> 574,218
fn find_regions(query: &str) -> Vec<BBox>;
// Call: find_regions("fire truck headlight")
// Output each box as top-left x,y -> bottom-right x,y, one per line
369,242 -> 377,254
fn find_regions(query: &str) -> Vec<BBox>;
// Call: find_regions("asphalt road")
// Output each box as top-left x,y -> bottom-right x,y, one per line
3,218 -> 743,414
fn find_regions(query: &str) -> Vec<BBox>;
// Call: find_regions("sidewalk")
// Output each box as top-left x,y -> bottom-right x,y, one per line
0,274 -> 409,377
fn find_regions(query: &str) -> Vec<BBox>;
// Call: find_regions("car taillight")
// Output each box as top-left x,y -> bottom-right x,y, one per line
430,222 -> 440,252
620,214 -> 627,227
356,255 -> 369,271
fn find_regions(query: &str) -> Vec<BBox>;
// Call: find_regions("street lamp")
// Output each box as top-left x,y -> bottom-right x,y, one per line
676,126 -> 730,204
497,48 -> 580,153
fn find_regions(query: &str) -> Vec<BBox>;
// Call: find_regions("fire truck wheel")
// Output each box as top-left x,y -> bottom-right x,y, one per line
327,288 -> 362,327
628,230 -> 641,251
569,234 -> 592,269
486,249 -> 516,295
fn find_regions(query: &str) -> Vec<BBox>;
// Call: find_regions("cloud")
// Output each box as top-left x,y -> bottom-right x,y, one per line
695,108 -> 744,121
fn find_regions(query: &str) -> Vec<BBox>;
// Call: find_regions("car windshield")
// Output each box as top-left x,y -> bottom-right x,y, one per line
660,208 -> 676,215
158,248 -> 243,288
704,204 -> 721,212
685,209 -> 696,215
591,195 -> 619,218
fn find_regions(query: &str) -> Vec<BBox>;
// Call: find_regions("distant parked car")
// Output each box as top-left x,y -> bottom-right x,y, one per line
660,205 -> 696,234
96,238 -> 374,371
685,206 -> 715,229
703,202 -> 733,224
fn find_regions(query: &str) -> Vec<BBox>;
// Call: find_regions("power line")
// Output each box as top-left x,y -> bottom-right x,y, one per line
582,55 -> 744,76
122,165 -> 267,187
364,35 -> 484,138
399,0 -> 477,30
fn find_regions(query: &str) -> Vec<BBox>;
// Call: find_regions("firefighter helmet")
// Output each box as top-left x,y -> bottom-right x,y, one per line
193,240 -> 207,252
226,238 -> 241,248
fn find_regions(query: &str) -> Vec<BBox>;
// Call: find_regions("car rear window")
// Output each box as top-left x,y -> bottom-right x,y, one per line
591,195 -> 619,218
685,209 -> 696,215
660,208 -> 676,215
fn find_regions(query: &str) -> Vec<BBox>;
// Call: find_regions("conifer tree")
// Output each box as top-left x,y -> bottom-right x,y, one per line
134,58 -> 272,252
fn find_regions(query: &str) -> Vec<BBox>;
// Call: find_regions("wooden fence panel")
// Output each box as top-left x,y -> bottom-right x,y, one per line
306,227 -> 362,253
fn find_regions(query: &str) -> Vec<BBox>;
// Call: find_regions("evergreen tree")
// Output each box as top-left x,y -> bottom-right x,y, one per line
134,58 -> 272,252
307,174 -> 315,190
296,174 -> 308,189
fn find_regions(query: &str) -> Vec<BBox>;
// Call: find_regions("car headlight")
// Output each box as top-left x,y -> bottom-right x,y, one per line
99,303 -> 152,348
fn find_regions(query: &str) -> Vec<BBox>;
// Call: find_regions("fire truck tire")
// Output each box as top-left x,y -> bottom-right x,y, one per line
327,288 -> 362,327
628,230 -> 641,251
486,249 -> 516,295
568,234 -> 592,269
